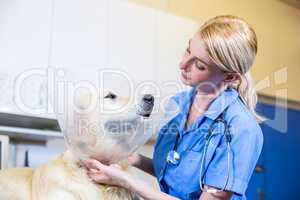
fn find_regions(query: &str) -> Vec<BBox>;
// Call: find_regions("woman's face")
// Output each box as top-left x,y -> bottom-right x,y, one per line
179,34 -> 225,93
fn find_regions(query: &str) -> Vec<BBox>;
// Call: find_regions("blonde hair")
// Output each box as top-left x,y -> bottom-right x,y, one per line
198,15 -> 264,122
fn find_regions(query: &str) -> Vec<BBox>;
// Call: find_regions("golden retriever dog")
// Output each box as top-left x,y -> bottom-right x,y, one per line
0,90 -> 155,200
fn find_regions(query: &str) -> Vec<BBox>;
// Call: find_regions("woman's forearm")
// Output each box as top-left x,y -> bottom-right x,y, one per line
126,175 -> 179,200
199,185 -> 231,200
133,155 -> 155,176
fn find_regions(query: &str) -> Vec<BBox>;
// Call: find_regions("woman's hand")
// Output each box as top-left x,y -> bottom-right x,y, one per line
83,159 -> 179,200
127,153 -> 141,167
83,159 -> 132,188
128,154 -> 155,176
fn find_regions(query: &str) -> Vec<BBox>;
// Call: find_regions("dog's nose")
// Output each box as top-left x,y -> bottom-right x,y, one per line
136,94 -> 154,117
142,94 -> 154,104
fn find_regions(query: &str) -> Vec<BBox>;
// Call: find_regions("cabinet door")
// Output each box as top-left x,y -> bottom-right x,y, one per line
0,0 -> 52,115
106,0 -> 156,96
0,0 -> 52,69
156,11 -> 197,98
262,104 -> 300,199
246,103 -> 300,200
51,0 -> 108,68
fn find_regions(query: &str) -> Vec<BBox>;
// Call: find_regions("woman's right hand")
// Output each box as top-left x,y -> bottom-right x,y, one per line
127,153 -> 141,167
128,154 -> 155,176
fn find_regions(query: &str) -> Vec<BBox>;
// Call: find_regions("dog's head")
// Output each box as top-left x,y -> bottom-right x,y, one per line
61,89 -> 155,164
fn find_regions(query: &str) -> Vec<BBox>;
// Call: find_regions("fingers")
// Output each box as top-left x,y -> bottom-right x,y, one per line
83,160 -> 130,187
83,159 -> 106,171
127,155 -> 135,165
83,158 -> 123,172
87,171 -> 110,184
127,153 -> 140,166
88,168 -> 98,173
110,163 -> 122,169
84,161 -> 109,184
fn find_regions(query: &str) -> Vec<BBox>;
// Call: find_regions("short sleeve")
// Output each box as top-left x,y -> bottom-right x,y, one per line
202,119 -> 264,196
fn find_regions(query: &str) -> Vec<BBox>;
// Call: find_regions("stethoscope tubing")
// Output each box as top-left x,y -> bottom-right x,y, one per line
166,113 -> 232,193
199,130 -> 231,193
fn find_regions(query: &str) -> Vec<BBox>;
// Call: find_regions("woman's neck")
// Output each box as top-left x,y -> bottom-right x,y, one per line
192,86 -> 225,112
195,85 -> 224,101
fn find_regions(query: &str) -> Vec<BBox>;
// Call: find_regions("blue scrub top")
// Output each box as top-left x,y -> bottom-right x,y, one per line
153,87 -> 263,200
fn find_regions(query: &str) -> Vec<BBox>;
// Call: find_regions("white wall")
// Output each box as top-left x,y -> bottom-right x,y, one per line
0,0 -> 197,115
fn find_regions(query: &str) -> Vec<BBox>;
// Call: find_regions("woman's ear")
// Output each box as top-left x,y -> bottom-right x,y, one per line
223,72 -> 241,83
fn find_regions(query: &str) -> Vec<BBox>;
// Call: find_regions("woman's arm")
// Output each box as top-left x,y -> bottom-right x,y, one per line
126,173 -> 179,200
199,185 -> 231,200
128,154 -> 155,176
83,159 -> 179,200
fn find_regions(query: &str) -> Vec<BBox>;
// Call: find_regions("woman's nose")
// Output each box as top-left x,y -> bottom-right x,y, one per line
179,54 -> 191,70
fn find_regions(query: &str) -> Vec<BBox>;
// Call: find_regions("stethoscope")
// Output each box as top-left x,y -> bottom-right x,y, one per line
166,112 -> 232,193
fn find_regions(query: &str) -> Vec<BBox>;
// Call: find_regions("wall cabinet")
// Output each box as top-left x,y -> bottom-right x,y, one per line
50,0 -> 108,68
0,0 -> 197,111
156,10 -> 196,98
246,103 -> 300,200
0,0 -> 52,69
0,0 -> 52,115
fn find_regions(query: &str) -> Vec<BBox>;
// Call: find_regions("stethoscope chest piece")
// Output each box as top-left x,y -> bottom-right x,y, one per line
166,150 -> 181,165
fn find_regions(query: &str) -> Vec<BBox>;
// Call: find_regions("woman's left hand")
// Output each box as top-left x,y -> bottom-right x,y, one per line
83,158 -> 132,188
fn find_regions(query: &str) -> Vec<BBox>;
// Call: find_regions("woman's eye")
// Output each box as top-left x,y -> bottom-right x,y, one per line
195,62 -> 206,71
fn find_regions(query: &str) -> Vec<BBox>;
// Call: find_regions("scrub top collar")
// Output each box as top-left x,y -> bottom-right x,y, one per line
204,87 -> 239,120
175,87 -> 239,133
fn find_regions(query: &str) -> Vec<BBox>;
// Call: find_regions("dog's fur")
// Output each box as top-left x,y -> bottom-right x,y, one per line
0,150 -> 135,200
0,90 -> 142,200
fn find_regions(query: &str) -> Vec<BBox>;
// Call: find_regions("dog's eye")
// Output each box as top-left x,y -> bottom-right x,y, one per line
104,92 -> 117,99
